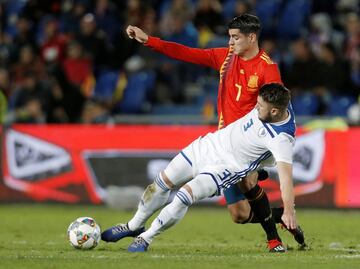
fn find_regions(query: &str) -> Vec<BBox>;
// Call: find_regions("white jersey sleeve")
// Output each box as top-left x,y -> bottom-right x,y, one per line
266,133 -> 294,164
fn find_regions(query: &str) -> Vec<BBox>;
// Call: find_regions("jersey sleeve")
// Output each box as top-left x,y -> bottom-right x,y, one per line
145,36 -> 228,70
267,134 -> 294,164
263,63 -> 282,84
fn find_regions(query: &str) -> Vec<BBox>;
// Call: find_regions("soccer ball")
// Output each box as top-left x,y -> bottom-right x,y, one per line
67,217 -> 101,249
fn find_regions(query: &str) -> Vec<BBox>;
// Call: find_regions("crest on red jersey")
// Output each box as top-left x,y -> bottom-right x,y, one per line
247,74 -> 258,90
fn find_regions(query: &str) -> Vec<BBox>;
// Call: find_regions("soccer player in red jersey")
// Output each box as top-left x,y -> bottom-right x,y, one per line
125,14 -> 305,250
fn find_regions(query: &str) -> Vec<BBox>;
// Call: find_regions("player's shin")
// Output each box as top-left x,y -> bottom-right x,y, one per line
127,173 -> 171,231
243,184 -> 280,241
140,188 -> 192,244
247,207 -> 284,223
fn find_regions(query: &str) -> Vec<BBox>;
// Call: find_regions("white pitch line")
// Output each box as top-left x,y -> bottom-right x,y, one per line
329,248 -> 360,253
335,255 -> 360,259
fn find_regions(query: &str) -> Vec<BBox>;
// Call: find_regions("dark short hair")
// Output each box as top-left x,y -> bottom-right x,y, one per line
259,83 -> 291,110
228,13 -> 261,36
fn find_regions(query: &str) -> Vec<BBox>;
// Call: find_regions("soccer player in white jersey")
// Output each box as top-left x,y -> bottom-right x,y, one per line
102,83 -> 297,253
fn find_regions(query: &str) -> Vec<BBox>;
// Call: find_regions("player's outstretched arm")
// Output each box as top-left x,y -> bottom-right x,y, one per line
126,25 -> 224,70
277,161 -> 297,229
126,25 -> 149,44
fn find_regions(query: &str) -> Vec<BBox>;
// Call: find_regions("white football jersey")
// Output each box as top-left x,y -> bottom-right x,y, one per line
183,106 -> 296,190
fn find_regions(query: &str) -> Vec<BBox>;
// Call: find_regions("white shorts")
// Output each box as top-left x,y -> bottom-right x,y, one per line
163,151 -> 221,202
163,139 -> 241,197
181,137 -> 244,191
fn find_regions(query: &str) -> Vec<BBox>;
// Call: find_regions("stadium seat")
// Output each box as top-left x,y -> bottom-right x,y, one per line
158,0 -> 195,19
118,71 -> 156,113
93,70 -> 121,101
151,104 -> 202,115
292,93 -> 320,116
255,0 -> 282,36
222,0 -> 237,21
4,0 -> 27,37
205,36 -> 229,48
326,95 -> 357,117
277,0 -> 311,39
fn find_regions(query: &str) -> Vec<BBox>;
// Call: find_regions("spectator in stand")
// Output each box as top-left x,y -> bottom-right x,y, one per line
0,68 -> 9,123
109,7 -> 158,70
233,0 -> 253,16
46,76 -> 72,123
12,16 -> 36,55
10,45 -> 45,90
93,0 -> 120,43
47,66 -> 86,123
159,0 -> 194,39
0,68 -> 10,98
335,0 -> 360,28
39,16 -> 68,65
284,38 -> 323,95
21,0 -> 62,29
156,8 -> 198,104
81,99 -> 112,124
0,3 -> 5,33
61,0 -> 89,36
343,13 -> 360,68
350,46 -> 360,89
311,0 -> 337,16
261,38 -> 282,66
76,13 -> 109,68
142,7 -> 158,37
194,0 -> 224,35
317,43 -> 354,96
62,40 -> 93,87
308,13 -> 344,55
0,31 -> 13,67
9,71 -> 50,123
125,0 -> 146,30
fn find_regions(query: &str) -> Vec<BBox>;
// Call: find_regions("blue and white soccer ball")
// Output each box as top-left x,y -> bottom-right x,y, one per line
67,217 -> 101,249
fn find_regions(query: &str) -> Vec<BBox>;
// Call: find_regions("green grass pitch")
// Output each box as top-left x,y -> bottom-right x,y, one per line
0,204 -> 359,269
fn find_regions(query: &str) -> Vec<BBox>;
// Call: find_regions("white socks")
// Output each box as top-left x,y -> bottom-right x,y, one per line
140,189 -> 193,243
128,174 -> 171,231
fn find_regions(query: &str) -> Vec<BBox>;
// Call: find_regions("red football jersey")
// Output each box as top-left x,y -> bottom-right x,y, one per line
146,37 -> 282,128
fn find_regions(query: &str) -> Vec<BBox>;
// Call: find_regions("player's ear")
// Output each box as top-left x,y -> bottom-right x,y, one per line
271,107 -> 279,116
248,33 -> 257,43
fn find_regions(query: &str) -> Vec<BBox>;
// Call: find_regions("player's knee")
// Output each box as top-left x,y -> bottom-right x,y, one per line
161,171 -> 176,189
227,202 -> 251,224
175,185 -> 194,207
154,171 -> 175,191
229,209 -> 249,224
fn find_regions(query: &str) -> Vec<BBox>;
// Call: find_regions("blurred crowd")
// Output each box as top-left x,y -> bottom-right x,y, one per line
0,0 -> 360,124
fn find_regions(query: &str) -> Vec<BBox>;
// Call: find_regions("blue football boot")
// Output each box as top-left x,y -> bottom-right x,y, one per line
101,223 -> 145,242
128,237 -> 149,252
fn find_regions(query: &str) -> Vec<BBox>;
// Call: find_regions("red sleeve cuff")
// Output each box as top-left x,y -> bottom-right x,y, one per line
144,36 -> 161,47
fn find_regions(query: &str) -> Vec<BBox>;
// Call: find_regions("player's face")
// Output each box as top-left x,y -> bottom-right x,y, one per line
228,29 -> 254,56
256,96 -> 276,122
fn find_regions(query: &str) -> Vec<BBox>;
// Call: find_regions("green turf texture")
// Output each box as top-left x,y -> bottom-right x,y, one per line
0,204 -> 359,269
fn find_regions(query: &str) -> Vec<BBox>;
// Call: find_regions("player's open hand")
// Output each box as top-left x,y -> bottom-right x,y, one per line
126,25 -> 149,44
281,209 -> 297,230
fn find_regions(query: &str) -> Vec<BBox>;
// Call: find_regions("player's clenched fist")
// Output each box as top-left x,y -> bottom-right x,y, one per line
126,25 -> 149,44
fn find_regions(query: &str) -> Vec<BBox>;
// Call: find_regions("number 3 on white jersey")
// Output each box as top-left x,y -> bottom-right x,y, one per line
243,118 -> 253,132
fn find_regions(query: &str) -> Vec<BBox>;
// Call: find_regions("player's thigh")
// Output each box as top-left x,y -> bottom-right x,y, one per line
223,184 -> 250,221
240,171 -> 258,192
163,152 -> 193,188
185,173 -> 219,203
223,183 -> 246,205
